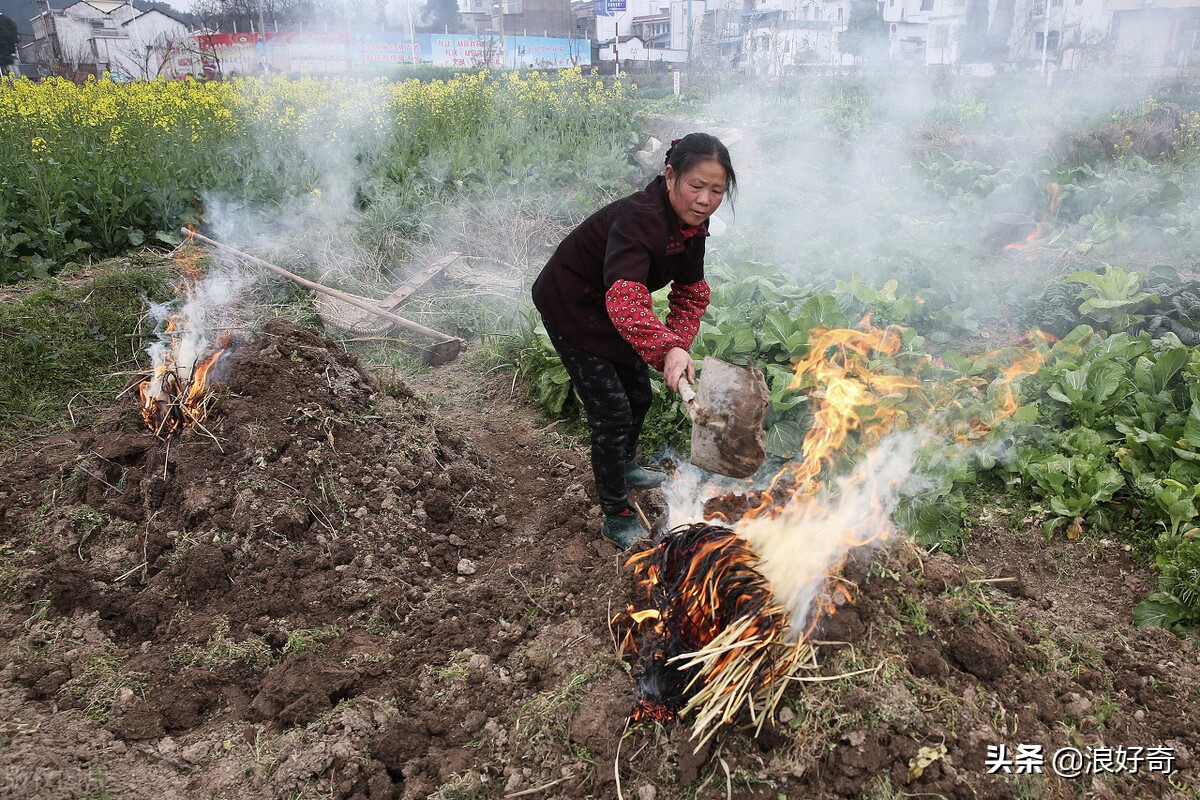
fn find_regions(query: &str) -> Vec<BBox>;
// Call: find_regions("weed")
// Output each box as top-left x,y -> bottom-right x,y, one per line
0,546 -> 23,601
66,505 -> 109,541
429,772 -> 484,800
63,647 -> 148,722
0,262 -> 172,437
897,592 -> 934,635
1007,773 -> 1046,800
170,617 -> 274,672
78,766 -> 115,800
282,624 -> 342,657
947,582 -> 1000,622
1093,692 -> 1119,726
514,657 -> 606,747
433,652 -> 470,681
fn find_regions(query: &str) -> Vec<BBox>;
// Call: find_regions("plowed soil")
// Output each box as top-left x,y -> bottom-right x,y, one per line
2,317 -> 1198,800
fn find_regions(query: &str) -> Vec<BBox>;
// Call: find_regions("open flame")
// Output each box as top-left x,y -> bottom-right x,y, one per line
1002,227 -> 1043,253
137,329 -> 229,439
136,241 -> 232,439
621,317 -> 1050,745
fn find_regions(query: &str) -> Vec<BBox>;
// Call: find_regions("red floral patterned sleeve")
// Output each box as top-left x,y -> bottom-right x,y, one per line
665,279 -> 709,349
605,279 -> 685,371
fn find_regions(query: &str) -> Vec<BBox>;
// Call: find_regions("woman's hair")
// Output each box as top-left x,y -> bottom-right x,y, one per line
664,133 -> 737,198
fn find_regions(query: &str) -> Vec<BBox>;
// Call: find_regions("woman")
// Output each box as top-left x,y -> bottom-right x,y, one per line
531,132 -> 736,548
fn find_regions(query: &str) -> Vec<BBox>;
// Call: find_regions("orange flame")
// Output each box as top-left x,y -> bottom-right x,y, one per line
136,245 -> 230,439
624,314 -> 1054,731
1002,227 -> 1042,253
742,316 -> 919,522
137,337 -> 228,439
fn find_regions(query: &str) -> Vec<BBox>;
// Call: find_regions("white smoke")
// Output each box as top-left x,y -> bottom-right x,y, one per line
735,430 -> 924,638
143,266 -> 255,384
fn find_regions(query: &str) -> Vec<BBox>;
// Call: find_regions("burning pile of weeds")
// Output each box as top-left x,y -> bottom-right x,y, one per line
135,245 -> 251,440
0,315 -> 498,772
622,523 -> 813,744
620,319 -> 1049,747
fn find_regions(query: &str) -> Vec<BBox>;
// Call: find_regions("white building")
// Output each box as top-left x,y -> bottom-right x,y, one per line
30,0 -> 189,79
579,0 -> 1187,71
882,0 -> 968,65
1106,0 -> 1199,72
595,0 -> 695,62
1010,0 -> 1109,69
599,32 -> 689,60
743,0 -> 851,73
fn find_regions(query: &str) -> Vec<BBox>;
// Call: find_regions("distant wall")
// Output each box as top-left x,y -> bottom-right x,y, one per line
161,30 -> 590,77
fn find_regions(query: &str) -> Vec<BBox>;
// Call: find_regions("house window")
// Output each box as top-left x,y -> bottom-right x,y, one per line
1034,30 -> 1059,51
930,23 -> 947,48
919,0 -> 934,9
1185,17 -> 1200,49
1032,0 -> 1044,14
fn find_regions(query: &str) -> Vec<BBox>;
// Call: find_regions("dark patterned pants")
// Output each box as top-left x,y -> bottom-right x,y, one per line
543,320 -> 652,515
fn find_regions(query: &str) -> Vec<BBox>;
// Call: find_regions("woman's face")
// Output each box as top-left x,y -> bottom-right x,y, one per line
665,158 -> 727,227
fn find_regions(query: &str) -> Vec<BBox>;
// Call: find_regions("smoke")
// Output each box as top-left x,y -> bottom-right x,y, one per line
142,264 -> 255,385
736,429 -> 924,637
696,71 -> 1195,321
660,455 -> 749,527
201,78 -> 396,285
192,77 -> 591,338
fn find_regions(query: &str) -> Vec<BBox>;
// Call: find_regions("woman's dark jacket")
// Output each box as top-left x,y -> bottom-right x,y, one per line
531,175 -> 708,367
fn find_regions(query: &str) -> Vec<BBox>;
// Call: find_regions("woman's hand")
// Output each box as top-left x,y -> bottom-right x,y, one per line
663,347 -> 696,394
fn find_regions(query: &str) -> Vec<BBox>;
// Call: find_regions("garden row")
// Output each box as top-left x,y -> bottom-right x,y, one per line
0,69 -> 640,281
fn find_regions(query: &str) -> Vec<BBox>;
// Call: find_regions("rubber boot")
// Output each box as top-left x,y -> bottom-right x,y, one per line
624,459 -> 666,489
601,507 -> 647,549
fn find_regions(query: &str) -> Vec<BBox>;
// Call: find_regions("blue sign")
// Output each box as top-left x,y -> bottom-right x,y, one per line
352,32 -> 589,68
594,0 -> 624,16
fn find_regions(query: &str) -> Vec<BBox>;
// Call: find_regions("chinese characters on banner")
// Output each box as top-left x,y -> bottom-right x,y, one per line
165,32 -> 589,77
593,0 -> 625,17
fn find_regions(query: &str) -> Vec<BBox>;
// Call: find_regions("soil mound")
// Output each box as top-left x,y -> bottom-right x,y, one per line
1,318 -> 1198,800
0,319 -> 523,797
1055,102 -> 1194,165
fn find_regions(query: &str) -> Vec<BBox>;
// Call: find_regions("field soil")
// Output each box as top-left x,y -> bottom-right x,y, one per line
1,316 -> 1198,800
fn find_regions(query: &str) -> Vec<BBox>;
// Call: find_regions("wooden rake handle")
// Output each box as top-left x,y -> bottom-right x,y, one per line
182,228 -> 464,351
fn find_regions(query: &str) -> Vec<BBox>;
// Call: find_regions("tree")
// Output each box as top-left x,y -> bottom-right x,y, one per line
959,0 -> 989,63
189,0 -> 337,34
0,14 -> 18,71
838,0 -> 888,63
419,0 -> 457,33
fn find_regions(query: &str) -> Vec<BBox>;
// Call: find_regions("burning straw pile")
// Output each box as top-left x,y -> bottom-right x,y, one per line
135,242 -> 250,440
619,318 -> 1047,747
623,523 -> 815,744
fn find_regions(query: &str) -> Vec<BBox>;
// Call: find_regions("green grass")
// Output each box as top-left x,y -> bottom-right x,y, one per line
170,617 -> 274,672
63,647 -> 148,722
0,256 -> 172,437
281,624 -> 342,657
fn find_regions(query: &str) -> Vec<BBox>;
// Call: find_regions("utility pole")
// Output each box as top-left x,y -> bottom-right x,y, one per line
686,0 -> 692,63
497,0 -> 505,67
257,0 -> 268,70
613,6 -> 625,76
